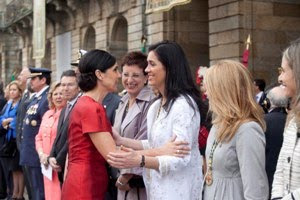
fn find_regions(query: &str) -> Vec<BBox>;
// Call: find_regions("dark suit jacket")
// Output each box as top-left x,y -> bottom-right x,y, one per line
103,93 -> 121,125
16,91 -> 31,150
50,107 -> 69,168
264,107 -> 287,196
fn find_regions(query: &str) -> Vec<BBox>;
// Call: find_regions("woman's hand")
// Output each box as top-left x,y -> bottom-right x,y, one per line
112,128 -> 122,146
158,135 -> 190,158
115,174 -> 133,191
39,153 -> 49,167
2,118 -> 13,129
107,147 -> 140,169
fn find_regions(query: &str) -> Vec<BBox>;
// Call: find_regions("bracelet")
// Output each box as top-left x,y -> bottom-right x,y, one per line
140,155 -> 145,167
117,180 -> 126,186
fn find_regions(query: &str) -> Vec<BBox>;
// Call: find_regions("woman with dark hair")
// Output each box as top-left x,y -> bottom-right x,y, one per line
61,49 -> 121,200
108,41 -> 205,200
114,52 -> 154,200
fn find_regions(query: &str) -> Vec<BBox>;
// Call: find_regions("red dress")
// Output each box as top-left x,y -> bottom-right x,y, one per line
61,96 -> 112,200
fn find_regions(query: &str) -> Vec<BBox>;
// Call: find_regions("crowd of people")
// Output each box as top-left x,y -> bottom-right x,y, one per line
0,38 -> 298,200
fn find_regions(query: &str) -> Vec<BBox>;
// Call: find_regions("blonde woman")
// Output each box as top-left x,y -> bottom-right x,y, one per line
35,82 -> 66,200
271,38 -> 300,200
203,60 -> 268,200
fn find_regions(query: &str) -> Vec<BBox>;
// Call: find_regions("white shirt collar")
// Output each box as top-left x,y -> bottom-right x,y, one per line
35,85 -> 49,98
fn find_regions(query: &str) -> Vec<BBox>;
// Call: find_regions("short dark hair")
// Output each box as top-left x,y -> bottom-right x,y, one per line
78,49 -> 116,92
37,74 -> 51,85
254,79 -> 266,91
148,40 -> 207,124
120,51 -> 147,75
61,69 -> 76,79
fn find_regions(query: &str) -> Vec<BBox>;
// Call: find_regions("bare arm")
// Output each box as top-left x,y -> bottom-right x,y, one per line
89,131 -> 121,161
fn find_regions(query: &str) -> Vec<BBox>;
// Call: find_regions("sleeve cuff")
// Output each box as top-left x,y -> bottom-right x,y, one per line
141,140 -> 150,150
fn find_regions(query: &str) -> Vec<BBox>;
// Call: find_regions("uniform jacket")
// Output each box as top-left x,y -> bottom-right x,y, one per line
19,87 -> 49,167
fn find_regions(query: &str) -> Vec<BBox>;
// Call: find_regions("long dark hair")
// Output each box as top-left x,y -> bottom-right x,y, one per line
148,41 -> 207,124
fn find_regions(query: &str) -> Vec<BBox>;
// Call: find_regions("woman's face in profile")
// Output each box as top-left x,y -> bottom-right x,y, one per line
278,56 -> 296,98
102,63 -> 121,92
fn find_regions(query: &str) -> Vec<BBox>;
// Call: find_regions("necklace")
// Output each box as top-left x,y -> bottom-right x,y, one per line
206,140 -> 218,186
156,99 -> 163,120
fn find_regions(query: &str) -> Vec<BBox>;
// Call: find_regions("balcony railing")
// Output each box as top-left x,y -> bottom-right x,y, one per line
0,0 -> 33,28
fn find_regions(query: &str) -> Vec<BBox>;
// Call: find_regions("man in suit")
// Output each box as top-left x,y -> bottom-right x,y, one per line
16,67 -> 34,200
264,86 -> 288,198
49,70 -> 80,185
254,79 -> 267,113
19,67 -> 51,200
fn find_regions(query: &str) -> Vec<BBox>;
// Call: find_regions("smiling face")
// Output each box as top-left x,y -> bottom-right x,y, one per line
51,86 -> 66,110
145,51 -> 166,95
278,56 -> 296,98
122,64 -> 147,98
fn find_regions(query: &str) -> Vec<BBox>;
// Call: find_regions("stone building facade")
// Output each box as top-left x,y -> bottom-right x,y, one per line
0,0 -> 299,86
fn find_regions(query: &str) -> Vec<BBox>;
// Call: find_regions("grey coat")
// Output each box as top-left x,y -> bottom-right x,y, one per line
113,86 -> 154,200
203,121 -> 269,200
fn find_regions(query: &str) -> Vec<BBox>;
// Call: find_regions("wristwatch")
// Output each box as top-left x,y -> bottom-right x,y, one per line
140,155 -> 145,167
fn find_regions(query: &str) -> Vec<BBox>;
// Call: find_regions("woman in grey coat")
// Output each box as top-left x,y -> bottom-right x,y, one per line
113,52 -> 155,200
202,60 -> 269,200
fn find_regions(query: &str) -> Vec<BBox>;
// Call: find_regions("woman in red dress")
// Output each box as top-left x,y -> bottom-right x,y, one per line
61,49 -> 190,200
61,49 -> 121,200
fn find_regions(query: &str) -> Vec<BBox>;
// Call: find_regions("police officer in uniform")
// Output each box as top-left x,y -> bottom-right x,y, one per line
19,67 -> 51,200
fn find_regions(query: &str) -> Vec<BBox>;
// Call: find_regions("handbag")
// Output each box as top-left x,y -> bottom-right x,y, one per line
0,138 -> 17,158
0,127 -> 7,137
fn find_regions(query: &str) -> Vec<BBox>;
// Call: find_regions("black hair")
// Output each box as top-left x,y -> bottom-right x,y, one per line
120,51 -> 147,75
254,79 -> 266,91
61,69 -> 76,79
148,40 -> 207,125
37,74 -> 51,85
78,49 -> 116,92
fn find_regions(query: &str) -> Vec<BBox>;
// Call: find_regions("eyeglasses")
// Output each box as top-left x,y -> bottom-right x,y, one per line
278,67 -> 283,75
122,73 -> 144,79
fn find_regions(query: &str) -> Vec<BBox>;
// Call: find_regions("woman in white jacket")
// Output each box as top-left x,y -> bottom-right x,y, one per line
272,38 -> 300,200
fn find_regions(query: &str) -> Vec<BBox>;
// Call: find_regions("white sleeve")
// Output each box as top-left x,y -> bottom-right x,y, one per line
156,98 -> 200,177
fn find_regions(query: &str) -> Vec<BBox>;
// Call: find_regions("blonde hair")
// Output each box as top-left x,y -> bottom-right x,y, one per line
204,60 -> 266,143
47,82 -> 61,109
8,81 -> 23,99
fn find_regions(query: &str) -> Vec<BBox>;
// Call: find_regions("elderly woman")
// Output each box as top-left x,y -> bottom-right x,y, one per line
0,81 -> 23,200
202,60 -> 268,200
114,51 -> 155,200
271,38 -> 300,200
108,41 -> 206,200
35,82 -> 66,200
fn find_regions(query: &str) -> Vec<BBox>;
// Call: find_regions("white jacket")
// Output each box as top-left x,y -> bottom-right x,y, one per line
272,118 -> 300,200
